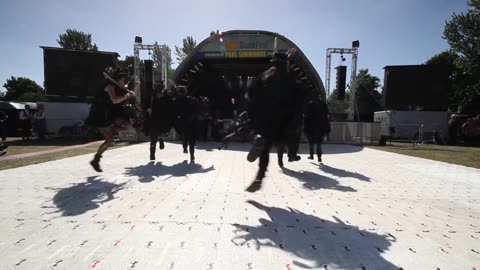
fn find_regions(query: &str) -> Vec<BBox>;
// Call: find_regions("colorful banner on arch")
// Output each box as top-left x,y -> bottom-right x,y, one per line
195,34 -> 290,60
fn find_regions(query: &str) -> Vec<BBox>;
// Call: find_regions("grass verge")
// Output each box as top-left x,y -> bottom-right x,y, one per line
368,142 -> 480,169
0,141 -> 135,171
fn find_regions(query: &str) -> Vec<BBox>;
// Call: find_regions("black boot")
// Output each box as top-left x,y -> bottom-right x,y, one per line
256,170 -> 265,180
308,143 -> 314,160
288,155 -> 301,162
246,170 -> 265,193
277,145 -> 285,168
189,144 -> 195,162
247,135 -> 268,162
150,144 -> 156,160
278,158 -> 284,168
90,154 -> 102,172
317,144 -> 323,163
159,139 -> 165,150
183,139 -> 188,153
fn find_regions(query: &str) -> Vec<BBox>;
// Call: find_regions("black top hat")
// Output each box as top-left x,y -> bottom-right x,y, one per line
105,67 -> 129,80
113,68 -> 129,80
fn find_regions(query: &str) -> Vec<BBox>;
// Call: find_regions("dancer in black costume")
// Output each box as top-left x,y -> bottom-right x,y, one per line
149,82 -> 176,161
304,97 -> 330,163
246,48 -> 307,192
88,68 -> 139,172
173,87 -> 205,162
149,83 -> 208,162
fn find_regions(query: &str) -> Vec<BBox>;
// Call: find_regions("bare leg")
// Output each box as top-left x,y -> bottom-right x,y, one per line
287,135 -> 301,162
90,127 -> 114,172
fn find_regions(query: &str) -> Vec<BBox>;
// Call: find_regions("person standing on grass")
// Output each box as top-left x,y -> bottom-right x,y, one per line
0,110 -> 7,142
19,105 -> 32,140
0,110 -> 7,156
33,104 -> 47,140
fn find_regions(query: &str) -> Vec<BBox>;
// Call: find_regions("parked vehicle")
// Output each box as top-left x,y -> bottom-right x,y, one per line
448,113 -> 480,145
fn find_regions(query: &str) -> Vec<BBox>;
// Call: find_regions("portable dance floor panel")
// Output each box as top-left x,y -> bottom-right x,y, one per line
0,143 -> 478,269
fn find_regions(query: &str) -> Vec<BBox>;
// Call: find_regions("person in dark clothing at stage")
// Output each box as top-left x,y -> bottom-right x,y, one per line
149,83 -> 207,162
173,87 -> 204,161
246,48 -> 307,192
304,97 -> 330,163
149,81 -> 175,160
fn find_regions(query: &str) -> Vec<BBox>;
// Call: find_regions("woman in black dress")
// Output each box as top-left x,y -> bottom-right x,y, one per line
89,68 -> 138,172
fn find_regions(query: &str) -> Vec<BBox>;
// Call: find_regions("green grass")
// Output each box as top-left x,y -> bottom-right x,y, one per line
2,137 -> 94,156
0,138 -> 135,171
368,142 -> 480,169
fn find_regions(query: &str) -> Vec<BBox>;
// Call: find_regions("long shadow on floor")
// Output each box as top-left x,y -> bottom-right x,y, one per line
44,176 -> 125,216
192,141 -> 250,152
194,142 -> 365,155
164,142 -> 365,156
316,164 -> 370,182
162,140 -> 216,148
281,167 -> 357,192
232,201 -> 398,269
124,160 -> 215,183
319,144 -> 364,154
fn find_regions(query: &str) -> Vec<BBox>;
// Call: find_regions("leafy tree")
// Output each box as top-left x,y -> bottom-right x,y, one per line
152,43 -> 175,82
328,88 -> 350,102
1,76 -> 46,102
327,89 -> 350,120
443,0 -> 480,112
425,51 -> 472,110
353,69 -> 382,121
117,55 -> 146,97
426,51 -> 458,70
57,29 -> 98,51
444,0 -> 480,76
17,91 -> 48,102
117,55 -> 136,75
174,36 -> 197,63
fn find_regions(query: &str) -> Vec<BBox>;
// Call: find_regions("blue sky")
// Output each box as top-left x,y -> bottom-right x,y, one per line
0,0 -> 469,93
